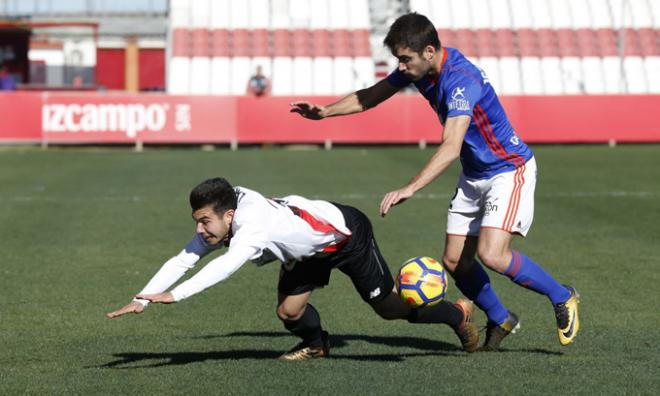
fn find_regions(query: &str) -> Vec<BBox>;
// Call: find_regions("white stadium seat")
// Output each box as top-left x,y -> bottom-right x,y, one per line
349,0 -> 371,29
210,0 -> 230,28
410,0 -> 431,20
190,57 -> 211,94
210,57 -> 231,94
569,0 -> 592,29
168,57 -> 190,94
602,56 -> 624,93
289,0 -> 311,28
549,0 -> 572,29
509,0 -> 533,29
469,0 -> 491,29
498,57 -> 523,94
560,57 -> 584,94
333,57 -> 354,94
229,0 -> 249,29
588,0 -> 613,28
645,57 -> 660,93
629,0 -> 653,28
650,1 -> 660,28
448,0 -> 471,29
190,0 -> 210,28
581,57 -> 605,93
490,0 -> 513,29
272,57 -> 294,95
249,0 -> 270,29
312,57 -> 334,94
540,57 -> 564,94
532,0 -> 553,29
429,0 -> 453,29
623,56 -> 648,92
353,57 -> 375,90
271,0 -> 290,29
230,57 -> 252,94
170,0 -> 190,28
476,57 -> 502,93
292,57 -> 313,94
329,0 -> 350,29
310,0 -> 330,29
520,57 -> 544,94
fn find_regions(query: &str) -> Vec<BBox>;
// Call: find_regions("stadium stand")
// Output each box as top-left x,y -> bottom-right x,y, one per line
167,0 -> 374,95
166,0 -> 658,95
410,0 -> 659,95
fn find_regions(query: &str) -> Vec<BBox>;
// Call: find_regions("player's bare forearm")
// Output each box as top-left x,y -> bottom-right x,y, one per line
290,78 -> 399,119
407,142 -> 460,192
136,291 -> 175,304
406,116 -> 470,193
378,116 -> 469,217
322,92 -> 365,117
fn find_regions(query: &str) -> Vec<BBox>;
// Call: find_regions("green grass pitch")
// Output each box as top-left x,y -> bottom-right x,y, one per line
1,145 -> 658,394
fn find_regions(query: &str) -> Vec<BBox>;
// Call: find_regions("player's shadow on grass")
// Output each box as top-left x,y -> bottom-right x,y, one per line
99,349 -> 282,369
223,330 -> 461,352
203,331 -> 562,356
99,331 -> 561,368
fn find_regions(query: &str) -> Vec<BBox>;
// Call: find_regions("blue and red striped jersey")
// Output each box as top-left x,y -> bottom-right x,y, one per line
387,47 -> 533,179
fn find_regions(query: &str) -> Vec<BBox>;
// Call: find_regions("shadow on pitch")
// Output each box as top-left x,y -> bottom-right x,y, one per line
98,331 -> 560,368
220,330 -> 461,352
98,349 -> 282,369
98,331 -> 462,368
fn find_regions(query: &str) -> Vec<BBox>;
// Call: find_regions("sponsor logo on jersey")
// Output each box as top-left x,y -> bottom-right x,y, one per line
41,103 -> 190,138
448,86 -> 470,111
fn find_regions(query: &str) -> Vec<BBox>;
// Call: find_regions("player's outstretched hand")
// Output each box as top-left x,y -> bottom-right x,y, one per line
106,301 -> 144,319
380,187 -> 414,217
135,292 -> 175,304
290,101 -> 326,120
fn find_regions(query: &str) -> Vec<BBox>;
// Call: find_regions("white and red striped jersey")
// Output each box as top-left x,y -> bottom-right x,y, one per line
135,187 -> 351,303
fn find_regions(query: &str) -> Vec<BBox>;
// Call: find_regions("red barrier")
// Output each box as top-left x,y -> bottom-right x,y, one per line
0,92 -> 659,144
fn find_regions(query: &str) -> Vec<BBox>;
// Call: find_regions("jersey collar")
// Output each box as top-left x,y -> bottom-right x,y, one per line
429,47 -> 448,85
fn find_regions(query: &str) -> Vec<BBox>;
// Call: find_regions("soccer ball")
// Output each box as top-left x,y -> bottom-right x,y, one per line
396,256 -> 448,307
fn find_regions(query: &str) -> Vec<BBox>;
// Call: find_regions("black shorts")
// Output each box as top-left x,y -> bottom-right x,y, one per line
278,203 -> 394,305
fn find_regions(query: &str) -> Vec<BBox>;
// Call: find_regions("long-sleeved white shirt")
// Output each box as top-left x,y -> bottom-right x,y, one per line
134,186 -> 351,305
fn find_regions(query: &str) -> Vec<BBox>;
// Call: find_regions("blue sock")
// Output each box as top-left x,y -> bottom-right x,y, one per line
454,261 -> 509,325
505,251 -> 570,305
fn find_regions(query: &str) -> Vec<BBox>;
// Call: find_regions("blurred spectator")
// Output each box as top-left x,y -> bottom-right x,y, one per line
0,64 -> 16,91
72,74 -> 83,88
246,65 -> 270,97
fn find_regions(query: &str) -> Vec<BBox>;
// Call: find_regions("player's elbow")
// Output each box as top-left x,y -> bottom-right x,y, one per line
439,142 -> 461,162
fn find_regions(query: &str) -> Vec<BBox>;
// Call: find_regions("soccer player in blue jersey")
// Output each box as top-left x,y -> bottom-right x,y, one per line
290,13 -> 580,351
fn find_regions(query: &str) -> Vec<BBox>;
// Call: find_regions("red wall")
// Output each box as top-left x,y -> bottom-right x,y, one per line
96,48 -> 165,91
95,48 -> 125,90
138,49 -> 165,91
1,92 -> 659,144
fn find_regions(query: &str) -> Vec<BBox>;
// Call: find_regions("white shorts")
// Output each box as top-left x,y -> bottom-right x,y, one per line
446,157 -> 537,237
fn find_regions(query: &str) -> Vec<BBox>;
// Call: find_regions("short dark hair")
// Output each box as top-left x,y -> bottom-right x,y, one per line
189,177 -> 237,214
383,13 -> 440,54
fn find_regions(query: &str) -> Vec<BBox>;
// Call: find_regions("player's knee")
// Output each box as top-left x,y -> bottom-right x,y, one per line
276,304 -> 304,322
477,247 -> 506,272
442,254 -> 459,274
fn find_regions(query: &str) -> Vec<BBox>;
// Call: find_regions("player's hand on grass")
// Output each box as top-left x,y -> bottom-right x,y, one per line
290,101 -> 326,120
135,292 -> 175,304
380,186 -> 414,217
106,301 -> 145,319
